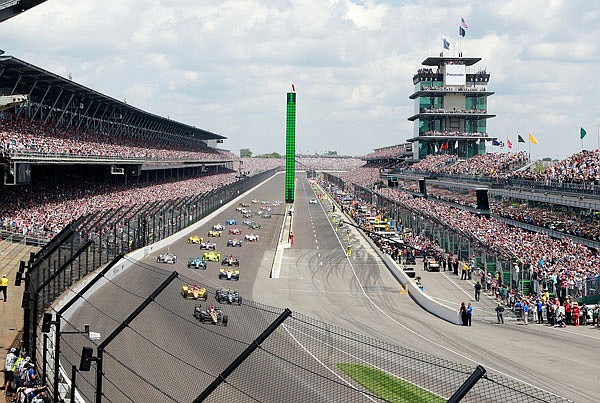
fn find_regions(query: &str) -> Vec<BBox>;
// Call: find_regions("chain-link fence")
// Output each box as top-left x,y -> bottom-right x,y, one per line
36,263 -> 571,403
22,168 -> 281,367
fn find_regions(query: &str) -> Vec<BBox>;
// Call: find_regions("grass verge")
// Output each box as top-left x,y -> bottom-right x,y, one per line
337,363 -> 445,403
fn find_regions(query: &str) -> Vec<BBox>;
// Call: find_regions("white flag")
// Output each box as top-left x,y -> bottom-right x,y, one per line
454,140 -> 459,149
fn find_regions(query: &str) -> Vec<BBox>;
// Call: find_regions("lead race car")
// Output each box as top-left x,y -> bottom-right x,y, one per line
193,305 -> 228,326
157,252 -> 177,264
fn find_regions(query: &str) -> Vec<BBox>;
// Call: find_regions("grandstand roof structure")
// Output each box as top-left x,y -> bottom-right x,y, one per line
0,0 -> 47,23
0,55 -> 225,142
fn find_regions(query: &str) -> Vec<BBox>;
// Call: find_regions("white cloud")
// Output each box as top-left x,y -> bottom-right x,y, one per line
0,0 -> 599,158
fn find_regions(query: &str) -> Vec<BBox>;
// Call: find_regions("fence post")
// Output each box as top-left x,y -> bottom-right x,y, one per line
447,365 -> 486,403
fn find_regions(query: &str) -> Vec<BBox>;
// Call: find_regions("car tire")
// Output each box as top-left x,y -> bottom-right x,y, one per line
238,297 -> 242,305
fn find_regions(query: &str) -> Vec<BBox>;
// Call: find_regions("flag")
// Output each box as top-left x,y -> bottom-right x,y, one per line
518,134 -> 526,143
461,18 -> 468,29
454,140 -> 458,149
291,83 -> 295,92
507,137 -> 513,149
434,144 -> 438,152
492,139 -> 501,146
443,38 -> 450,50
440,142 -> 449,150
529,133 -> 539,144
459,27 -> 466,37
475,138 -> 480,144
580,127 -> 587,139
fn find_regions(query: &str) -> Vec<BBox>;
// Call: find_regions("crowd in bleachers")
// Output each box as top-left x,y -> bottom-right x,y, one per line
444,151 -> 528,176
335,167 -> 382,188
421,108 -> 487,114
235,158 -> 285,176
375,186 -> 600,299
0,173 -> 237,239
511,150 -> 600,187
296,156 -> 364,171
421,130 -> 485,137
362,144 -> 407,160
0,113 -> 230,161
406,154 -> 457,172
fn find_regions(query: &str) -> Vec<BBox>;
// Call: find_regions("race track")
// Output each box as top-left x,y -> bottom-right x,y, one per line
63,172 -> 597,402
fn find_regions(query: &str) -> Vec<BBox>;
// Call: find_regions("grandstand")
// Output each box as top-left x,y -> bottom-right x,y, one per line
0,54 -> 239,241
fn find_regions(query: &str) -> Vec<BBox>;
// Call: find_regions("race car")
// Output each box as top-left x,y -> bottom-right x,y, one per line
193,305 -> 228,326
239,202 -> 250,207
219,267 -> 240,281
226,219 -> 238,225
212,223 -> 224,231
242,220 -> 253,226
309,199 -> 318,204
181,284 -> 207,300
256,211 -> 264,217
229,227 -> 242,235
187,235 -> 203,244
216,288 -> 242,305
251,199 -> 259,204
248,222 -> 261,230
157,253 -> 176,264
227,239 -> 243,247
245,233 -> 259,242
262,213 -> 272,219
221,256 -> 240,266
208,230 -> 222,237
242,212 -> 253,218
200,241 -> 217,250
187,256 -> 207,269
202,251 -> 222,262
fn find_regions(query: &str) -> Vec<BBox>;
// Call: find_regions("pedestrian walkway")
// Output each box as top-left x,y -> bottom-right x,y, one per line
0,239 -> 40,355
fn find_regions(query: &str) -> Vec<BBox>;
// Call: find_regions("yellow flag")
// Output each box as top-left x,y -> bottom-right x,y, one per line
529,133 -> 539,144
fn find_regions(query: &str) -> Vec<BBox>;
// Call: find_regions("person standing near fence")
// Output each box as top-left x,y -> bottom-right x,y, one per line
537,299 -> 544,324
459,302 -> 468,326
495,302 -> 505,324
466,303 -> 472,326
474,282 -> 481,302
523,301 -> 529,325
0,274 -> 8,302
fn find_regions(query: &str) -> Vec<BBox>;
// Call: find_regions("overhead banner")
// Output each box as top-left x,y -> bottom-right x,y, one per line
445,64 -> 466,86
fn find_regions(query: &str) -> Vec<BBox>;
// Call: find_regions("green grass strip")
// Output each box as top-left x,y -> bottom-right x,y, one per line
337,363 -> 445,403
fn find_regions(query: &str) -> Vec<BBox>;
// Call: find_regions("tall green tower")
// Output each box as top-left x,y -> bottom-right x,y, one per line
285,90 -> 296,203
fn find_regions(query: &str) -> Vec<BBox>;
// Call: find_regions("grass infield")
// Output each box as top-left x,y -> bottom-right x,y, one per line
337,363 -> 445,403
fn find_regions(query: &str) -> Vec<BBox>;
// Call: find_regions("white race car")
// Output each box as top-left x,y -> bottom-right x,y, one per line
212,223 -> 224,231
157,253 -> 177,264
245,233 -> 259,242
309,199 -> 318,204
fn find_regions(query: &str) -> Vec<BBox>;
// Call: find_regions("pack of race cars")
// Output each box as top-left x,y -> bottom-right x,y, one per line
156,198 -> 283,326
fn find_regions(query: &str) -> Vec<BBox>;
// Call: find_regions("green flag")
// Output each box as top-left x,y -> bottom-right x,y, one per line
580,127 -> 587,139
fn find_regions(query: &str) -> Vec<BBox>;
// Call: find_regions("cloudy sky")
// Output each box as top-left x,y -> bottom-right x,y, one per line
0,0 -> 598,159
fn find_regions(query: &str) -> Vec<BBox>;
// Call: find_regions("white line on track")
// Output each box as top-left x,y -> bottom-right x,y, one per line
312,183 -> 567,399
553,327 -> 600,341
440,272 -> 474,300
282,324 -> 377,402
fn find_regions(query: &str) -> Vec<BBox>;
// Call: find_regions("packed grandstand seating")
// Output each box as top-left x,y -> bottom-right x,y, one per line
372,187 -> 600,299
405,154 -> 457,172
0,173 -> 237,239
0,112 -> 231,161
362,144 -> 408,160
511,149 -> 600,186
235,156 -> 363,175
403,152 -> 528,176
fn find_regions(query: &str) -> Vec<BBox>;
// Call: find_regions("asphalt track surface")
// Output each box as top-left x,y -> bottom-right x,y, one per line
64,172 -> 598,402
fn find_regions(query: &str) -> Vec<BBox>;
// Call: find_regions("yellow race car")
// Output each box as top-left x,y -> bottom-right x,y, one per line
203,251 -> 222,262
208,230 -> 222,237
219,267 -> 240,281
187,235 -> 204,244
181,284 -> 207,300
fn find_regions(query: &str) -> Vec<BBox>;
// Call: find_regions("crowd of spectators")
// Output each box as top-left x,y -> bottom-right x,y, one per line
511,150 -> 600,187
362,144 -> 408,160
0,173 -> 237,239
443,151 -> 528,176
420,108 -> 487,114
421,130 -> 485,137
406,154 -> 457,172
419,85 -> 487,92
375,186 -> 600,300
335,167 -> 382,188
0,113 -> 230,161
235,158 -> 285,176
296,156 -> 364,171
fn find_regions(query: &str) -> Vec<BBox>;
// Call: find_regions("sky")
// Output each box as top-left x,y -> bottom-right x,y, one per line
0,0 -> 598,159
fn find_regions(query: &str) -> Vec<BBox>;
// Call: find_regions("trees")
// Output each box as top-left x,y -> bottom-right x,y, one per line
240,148 -> 252,158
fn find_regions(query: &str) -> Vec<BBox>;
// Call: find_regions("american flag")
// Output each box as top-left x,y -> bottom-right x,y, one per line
461,18 -> 468,29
